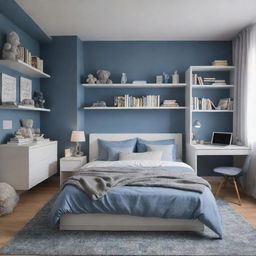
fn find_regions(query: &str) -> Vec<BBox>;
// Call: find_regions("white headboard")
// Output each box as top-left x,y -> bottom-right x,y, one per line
89,133 -> 182,162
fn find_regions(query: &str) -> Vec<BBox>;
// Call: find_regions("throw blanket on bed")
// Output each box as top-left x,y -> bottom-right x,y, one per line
63,168 -> 211,200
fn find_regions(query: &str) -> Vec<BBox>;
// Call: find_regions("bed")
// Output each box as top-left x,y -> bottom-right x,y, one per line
50,133 -> 222,238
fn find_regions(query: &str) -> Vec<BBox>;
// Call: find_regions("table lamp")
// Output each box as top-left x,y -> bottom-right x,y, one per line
71,131 -> 85,157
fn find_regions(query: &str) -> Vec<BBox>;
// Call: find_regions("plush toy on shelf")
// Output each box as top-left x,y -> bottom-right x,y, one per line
96,70 -> 112,84
2,31 -> 20,61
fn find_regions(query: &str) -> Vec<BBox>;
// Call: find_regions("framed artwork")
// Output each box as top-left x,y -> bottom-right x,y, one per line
20,77 -> 32,102
0,73 -> 16,103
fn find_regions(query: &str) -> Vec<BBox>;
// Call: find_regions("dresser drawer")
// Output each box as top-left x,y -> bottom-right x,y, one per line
29,157 -> 57,188
29,142 -> 57,165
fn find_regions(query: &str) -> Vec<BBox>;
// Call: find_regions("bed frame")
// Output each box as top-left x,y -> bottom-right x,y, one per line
60,133 -> 204,232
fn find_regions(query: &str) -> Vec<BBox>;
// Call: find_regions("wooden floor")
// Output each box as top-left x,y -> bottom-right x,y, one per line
0,176 -> 256,255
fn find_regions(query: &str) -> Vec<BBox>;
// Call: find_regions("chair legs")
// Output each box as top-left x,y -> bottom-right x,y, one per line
215,176 -> 227,196
215,176 -> 242,206
233,177 -> 242,206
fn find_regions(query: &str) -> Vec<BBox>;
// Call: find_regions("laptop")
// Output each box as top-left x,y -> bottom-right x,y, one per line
211,132 -> 232,146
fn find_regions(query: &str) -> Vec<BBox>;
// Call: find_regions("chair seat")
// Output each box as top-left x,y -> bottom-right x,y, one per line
213,167 -> 242,176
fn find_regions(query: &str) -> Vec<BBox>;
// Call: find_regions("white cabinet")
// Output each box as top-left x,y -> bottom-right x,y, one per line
0,141 -> 57,190
60,156 -> 87,186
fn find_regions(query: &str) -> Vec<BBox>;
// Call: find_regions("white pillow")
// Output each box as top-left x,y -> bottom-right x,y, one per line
119,151 -> 163,161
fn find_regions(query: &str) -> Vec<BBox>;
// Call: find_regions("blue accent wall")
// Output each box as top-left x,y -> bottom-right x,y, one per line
82,41 -> 233,175
40,36 -> 84,157
0,14 -> 41,144
40,39 -> 233,175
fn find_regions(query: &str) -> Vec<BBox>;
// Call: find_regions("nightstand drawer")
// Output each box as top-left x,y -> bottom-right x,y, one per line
60,160 -> 85,171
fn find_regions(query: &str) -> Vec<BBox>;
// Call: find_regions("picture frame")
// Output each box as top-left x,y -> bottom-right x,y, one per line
20,77 -> 32,102
0,73 -> 16,103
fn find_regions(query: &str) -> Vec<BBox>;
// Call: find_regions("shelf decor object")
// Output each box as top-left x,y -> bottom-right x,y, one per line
0,73 -> 16,103
82,83 -> 186,88
0,59 -> 50,78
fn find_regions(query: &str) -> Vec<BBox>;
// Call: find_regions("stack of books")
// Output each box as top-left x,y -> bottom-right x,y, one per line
212,60 -> 228,66
114,95 -> 160,107
18,46 -> 44,72
203,78 -> 216,85
193,97 -> 216,110
212,80 -> 226,85
31,57 -> 44,71
8,138 -> 32,145
193,74 -> 204,85
161,100 -> 179,107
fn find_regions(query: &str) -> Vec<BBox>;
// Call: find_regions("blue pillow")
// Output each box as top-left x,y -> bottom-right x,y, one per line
137,138 -> 175,152
98,138 -> 137,161
146,144 -> 176,161
108,146 -> 135,161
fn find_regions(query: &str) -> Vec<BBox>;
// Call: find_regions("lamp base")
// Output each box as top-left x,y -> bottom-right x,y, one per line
74,142 -> 84,157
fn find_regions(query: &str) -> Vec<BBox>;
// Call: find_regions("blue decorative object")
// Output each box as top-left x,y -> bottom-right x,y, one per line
163,72 -> 170,83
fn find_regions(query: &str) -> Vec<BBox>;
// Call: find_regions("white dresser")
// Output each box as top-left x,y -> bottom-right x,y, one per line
0,141 -> 58,190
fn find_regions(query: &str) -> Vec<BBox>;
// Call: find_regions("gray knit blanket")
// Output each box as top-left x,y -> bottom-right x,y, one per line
63,168 -> 211,200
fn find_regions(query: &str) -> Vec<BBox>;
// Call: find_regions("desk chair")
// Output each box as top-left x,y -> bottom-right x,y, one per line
214,156 -> 251,205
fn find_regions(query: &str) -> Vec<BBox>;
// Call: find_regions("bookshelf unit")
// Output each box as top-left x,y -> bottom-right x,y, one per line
185,65 -> 235,145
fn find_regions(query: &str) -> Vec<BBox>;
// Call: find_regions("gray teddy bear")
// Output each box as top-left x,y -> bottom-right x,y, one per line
2,31 -> 20,61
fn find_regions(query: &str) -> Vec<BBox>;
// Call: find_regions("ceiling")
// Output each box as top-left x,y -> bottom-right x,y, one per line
16,0 -> 256,41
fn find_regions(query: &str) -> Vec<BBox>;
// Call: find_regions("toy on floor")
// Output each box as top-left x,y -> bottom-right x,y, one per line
0,182 -> 19,216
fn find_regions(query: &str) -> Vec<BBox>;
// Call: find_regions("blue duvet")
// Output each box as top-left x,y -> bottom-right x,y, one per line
50,160 -> 222,238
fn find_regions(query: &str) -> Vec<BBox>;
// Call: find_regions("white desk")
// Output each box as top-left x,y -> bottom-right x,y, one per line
186,144 -> 251,174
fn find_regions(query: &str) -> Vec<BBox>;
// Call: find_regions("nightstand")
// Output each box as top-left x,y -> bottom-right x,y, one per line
60,156 -> 87,186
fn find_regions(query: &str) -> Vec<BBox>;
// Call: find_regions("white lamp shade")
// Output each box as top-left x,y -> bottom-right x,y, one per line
71,131 -> 85,142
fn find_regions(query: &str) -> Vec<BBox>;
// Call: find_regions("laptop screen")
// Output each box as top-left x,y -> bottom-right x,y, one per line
211,132 -> 232,145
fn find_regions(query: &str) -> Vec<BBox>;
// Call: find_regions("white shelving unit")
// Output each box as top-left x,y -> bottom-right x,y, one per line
185,65 -> 235,145
0,105 -> 50,112
0,59 -> 50,78
82,83 -> 186,88
84,106 -> 187,110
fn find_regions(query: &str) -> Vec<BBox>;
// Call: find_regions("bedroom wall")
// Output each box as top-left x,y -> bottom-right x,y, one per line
40,36 -> 85,157
0,13 -> 41,144
82,41 -> 233,175
40,39 -> 233,175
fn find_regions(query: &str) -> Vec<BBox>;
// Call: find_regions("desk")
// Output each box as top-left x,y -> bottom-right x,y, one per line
186,144 -> 251,174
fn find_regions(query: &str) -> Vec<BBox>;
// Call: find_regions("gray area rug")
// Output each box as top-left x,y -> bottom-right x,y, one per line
1,196 -> 256,256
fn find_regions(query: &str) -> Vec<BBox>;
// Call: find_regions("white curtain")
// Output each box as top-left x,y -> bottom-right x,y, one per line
233,24 -> 256,198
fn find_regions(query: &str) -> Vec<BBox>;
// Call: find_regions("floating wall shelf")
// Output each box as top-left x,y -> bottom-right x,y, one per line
0,105 -> 51,112
192,85 -> 235,89
189,66 -> 235,72
82,83 -> 186,88
0,59 -> 50,78
84,106 -> 187,110
192,110 -> 233,113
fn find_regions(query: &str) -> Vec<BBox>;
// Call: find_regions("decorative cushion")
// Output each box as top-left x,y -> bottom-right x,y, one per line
137,138 -> 176,157
108,146 -> 135,161
98,138 -> 137,161
213,167 -> 242,176
146,144 -> 175,161
119,151 -> 163,161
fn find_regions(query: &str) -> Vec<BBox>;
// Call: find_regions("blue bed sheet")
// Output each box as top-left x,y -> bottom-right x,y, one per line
50,184 -> 222,238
